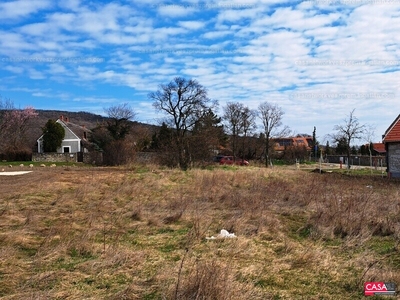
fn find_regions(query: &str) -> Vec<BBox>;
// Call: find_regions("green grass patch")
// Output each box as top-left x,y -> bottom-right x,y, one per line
368,237 -> 397,255
280,212 -> 312,241
157,227 -> 175,234
18,245 -> 37,257
159,243 -> 176,253
142,291 -> 161,300
331,168 -> 387,177
68,247 -> 95,259
254,276 -> 277,288
55,257 -> 78,272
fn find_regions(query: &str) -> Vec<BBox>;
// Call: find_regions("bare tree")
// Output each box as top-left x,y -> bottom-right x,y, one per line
91,103 -> 136,165
223,102 -> 244,159
363,125 -> 376,172
258,102 -> 290,167
332,109 -> 366,169
149,77 -> 215,170
0,97 -> 14,137
239,106 -> 257,162
104,103 -> 136,140
0,98 -> 38,159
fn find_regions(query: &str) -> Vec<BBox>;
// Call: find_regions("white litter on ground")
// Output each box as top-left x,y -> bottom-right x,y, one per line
0,171 -> 33,176
206,229 -> 237,240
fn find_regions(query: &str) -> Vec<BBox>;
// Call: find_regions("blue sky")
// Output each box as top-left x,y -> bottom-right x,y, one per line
1,0 -> 400,142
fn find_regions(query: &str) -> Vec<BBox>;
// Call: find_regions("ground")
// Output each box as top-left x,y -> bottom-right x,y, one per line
0,164 -> 399,299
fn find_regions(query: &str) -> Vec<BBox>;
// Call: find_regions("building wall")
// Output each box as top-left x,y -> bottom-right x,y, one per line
37,138 -> 81,154
58,139 -> 80,153
387,142 -> 400,178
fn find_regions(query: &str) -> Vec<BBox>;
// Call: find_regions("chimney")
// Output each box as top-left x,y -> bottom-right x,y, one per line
60,115 -> 63,121
65,117 -> 69,122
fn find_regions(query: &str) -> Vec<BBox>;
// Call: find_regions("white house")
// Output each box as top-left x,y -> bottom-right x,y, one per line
37,116 -> 90,154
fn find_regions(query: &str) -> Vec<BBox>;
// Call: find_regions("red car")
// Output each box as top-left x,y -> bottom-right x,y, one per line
219,156 -> 249,166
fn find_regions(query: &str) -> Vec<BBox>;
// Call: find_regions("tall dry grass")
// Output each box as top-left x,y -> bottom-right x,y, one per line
0,165 -> 399,299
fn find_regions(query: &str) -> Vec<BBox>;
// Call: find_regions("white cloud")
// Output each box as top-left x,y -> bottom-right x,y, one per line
217,7 -> 265,23
47,64 -> 67,74
4,65 -> 24,73
0,0 -> 52,20
178,20 -> 205,30
202,30 -> 232,39
1,1 -> 400,137
28,68 -> 46,80
58,0 -> 81,11
157,4 -> 196,17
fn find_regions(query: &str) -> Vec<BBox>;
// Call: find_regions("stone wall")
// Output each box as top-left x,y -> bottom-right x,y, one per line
32,153 -> 78,163
82,152 -> 103,165
135,152 -> 159,164
32,152 -> 103,165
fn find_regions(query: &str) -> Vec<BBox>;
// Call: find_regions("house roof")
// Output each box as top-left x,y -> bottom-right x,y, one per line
59,119 -> 91,140
274,137 -> 312,152
372,143 -> 386,154
383,114 -> 400,143
37,116 -> 91,142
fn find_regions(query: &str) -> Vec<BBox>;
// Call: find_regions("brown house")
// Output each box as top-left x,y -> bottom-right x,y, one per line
273,136 -> 312,153
371,143 -> 386,155
382,114 -> 400,178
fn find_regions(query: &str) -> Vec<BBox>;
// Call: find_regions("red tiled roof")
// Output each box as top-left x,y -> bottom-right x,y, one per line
372,143 -> 386,153
273,137 -> 311,152
383,114 -> 400,143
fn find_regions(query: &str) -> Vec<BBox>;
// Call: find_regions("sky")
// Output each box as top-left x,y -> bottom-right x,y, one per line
1,0 -> 400,143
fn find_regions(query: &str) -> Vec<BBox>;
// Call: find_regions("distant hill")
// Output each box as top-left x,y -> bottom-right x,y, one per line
27,109 -> 159,151
34,110 -> 108,129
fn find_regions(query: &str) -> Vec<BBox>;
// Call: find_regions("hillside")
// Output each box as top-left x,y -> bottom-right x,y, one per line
25,110 -> 158,151
34,110 -> 108,129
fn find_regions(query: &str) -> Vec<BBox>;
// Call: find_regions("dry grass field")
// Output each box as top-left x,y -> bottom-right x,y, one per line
0,164 -> 399,299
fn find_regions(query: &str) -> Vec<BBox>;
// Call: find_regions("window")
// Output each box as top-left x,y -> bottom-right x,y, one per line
63,146 -> 70,153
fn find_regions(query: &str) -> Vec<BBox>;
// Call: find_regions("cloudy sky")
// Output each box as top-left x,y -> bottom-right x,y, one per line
1,0 -> 400,142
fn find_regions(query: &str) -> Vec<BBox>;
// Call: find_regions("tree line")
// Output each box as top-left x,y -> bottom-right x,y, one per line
0,78 -> 375,169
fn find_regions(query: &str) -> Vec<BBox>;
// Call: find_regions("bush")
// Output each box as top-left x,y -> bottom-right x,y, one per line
0,149 -> 32,161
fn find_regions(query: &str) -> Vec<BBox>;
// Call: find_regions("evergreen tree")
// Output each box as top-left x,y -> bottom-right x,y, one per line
42,120 -> 65,152
191,108 -> 227,160
325,141 -> 331,155
360,144 -> 367,155
151,122 -> 173,150
351,145 -> 358,155
311,126 -> 319,159
335,137 -> 347,155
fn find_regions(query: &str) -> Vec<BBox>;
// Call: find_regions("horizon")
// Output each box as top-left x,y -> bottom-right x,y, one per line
1,0 -> 400,142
